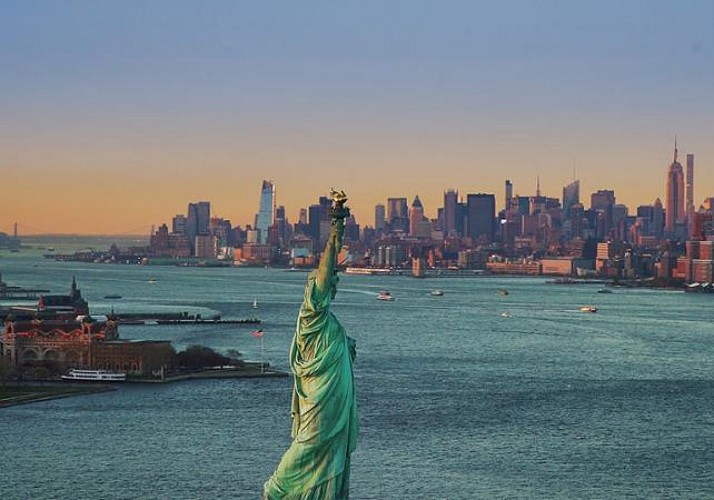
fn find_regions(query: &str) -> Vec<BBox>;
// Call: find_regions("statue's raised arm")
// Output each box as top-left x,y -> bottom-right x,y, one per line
315,189 -> 350,296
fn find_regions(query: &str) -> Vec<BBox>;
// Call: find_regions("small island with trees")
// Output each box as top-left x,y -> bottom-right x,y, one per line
0,344 -> 287,408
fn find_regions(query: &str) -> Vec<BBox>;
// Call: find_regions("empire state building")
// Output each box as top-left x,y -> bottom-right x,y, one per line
665,140 -> 685,237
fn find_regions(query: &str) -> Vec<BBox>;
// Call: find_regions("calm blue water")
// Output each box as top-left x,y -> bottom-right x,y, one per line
2,239 -> 714,499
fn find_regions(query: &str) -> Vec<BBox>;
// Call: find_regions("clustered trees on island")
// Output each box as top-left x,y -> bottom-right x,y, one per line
174,345 -> 243,370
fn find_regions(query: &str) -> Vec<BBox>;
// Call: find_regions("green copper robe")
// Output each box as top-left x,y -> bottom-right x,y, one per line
264,219 -> 358,499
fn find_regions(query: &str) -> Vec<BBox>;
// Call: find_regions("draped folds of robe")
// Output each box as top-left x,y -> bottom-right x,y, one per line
263,272 -> 358,499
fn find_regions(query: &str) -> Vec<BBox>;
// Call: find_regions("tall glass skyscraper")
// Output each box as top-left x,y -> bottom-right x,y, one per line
256,180 -> 275,244
562,180 -> 580,220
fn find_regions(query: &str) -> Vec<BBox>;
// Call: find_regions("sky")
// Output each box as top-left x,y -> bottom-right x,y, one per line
1,0 -> 713,235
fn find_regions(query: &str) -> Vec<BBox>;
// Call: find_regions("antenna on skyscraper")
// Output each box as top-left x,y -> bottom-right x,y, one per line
674,134 -> 678,162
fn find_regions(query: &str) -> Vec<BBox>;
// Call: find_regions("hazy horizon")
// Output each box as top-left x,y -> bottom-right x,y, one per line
2,1 -> 713,234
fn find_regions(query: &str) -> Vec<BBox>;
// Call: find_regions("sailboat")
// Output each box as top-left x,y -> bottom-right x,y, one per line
252,299 -> 258,310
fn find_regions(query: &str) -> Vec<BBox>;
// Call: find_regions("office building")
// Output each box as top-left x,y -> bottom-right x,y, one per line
443,189 -> 459,237
375,204 -> 386,231
466,193 -> 495,246
256,180 -> 276,244
665,141 -> 685,237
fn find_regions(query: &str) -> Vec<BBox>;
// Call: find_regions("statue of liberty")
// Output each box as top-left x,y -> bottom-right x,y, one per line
264,190 -> 358,500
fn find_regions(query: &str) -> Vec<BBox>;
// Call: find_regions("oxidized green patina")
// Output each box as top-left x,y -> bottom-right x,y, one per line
264,191 -> 358,500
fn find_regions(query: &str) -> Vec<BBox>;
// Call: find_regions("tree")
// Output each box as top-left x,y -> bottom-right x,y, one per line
175,345 -> 231,370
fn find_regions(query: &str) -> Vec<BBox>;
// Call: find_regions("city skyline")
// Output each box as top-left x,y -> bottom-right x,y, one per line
2,1 -> 713,234
1,142 -> 709,236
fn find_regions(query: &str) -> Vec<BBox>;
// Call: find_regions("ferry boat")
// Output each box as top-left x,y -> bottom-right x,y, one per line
376,290 -> 395,301
61,369 -> 127,382
579,306 -> 598,313
345,267 -> 392,276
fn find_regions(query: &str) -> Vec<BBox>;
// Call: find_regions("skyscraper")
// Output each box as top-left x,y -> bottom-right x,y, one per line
386,197 -> 409,233
443,189 -> 458,237
375,204 -> 385,231
687,153 -> 695,237
172,214 -> 186,235
504,180 -> 513,212
256,180 -> 276,244
653,198 -> 664,238
187,201 -> 210,255
409,195 -> 430,238
665,142 -> 685,237
562,180 -> 580,219
466,193 -> 495,246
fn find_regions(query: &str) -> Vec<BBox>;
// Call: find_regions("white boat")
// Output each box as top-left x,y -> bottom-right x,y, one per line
579,306 -> 598,313
61,369 -> 126,382
430,290 -> 444,296
501,312 -> 512,318
252,299 -> 258,309
345,267 -> 392,275
147,278 -> 157,284
597,288 -> 613,294
376,290 -> 395,301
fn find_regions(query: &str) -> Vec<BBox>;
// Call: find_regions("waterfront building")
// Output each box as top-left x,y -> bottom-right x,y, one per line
37,277 -> 89,319
149,224 -> 191,258
665,142 -> 685,238
194,234 -> 217,259
2,315 -> 173,376
541,257 -> 593,276
236,243 -> 273,266
677,240 -> 714,283
256,180 -> 276,244
485,259 -> 541,275
466,193 -> 495,246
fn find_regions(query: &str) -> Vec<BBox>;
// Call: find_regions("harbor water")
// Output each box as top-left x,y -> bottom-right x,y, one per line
2,239 -> 714,499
